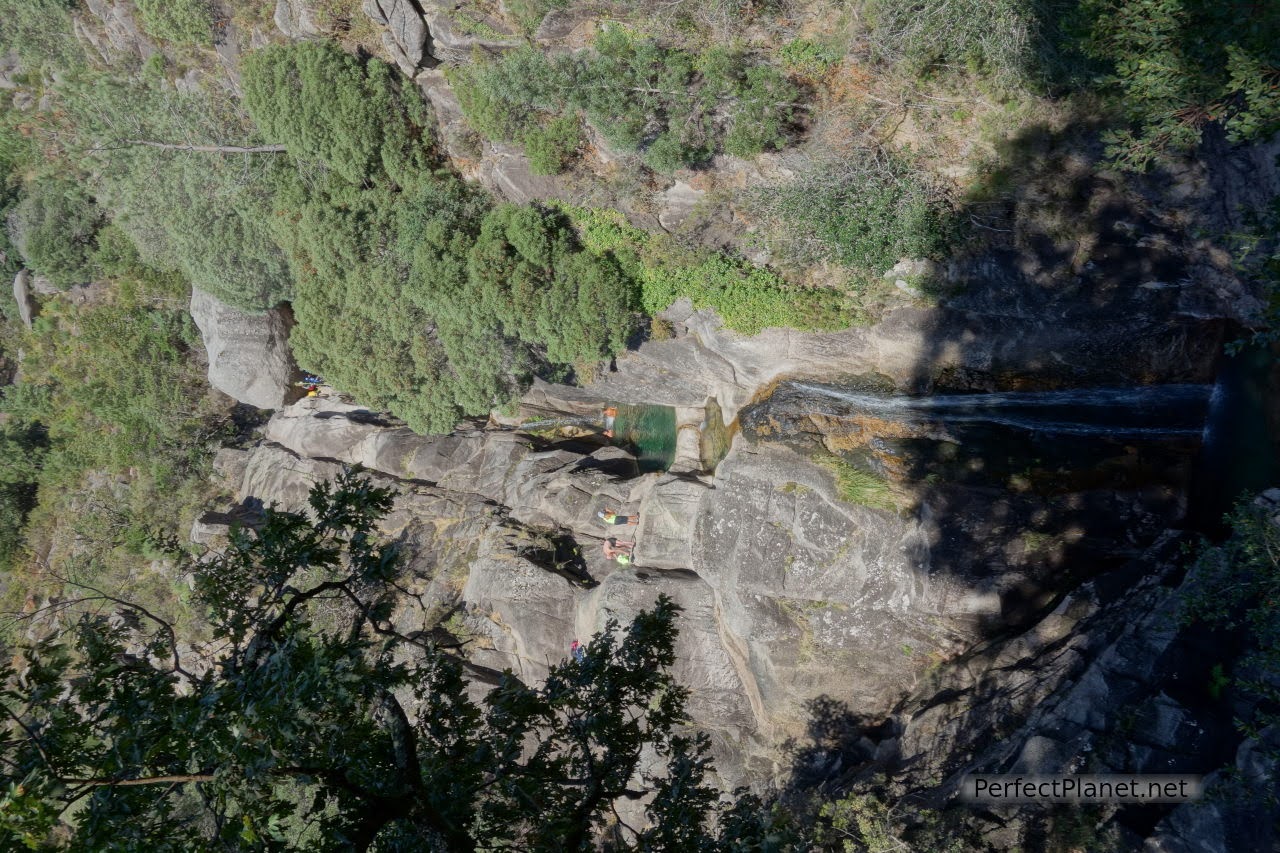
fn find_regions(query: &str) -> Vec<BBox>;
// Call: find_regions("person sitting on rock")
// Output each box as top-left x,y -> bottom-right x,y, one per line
602,537 -> 635,565
602,406 -> 617,438
597,508 -> 639,526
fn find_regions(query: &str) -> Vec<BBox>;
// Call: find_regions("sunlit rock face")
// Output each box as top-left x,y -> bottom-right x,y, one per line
189,288 -> 301,410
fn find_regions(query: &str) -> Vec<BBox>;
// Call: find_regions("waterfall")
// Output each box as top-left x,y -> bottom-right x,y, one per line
517,416 -> 598,431
791,383 -> 1214,438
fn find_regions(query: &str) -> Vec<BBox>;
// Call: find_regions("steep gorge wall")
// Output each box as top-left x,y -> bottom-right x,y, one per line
204,398 -> 1003,786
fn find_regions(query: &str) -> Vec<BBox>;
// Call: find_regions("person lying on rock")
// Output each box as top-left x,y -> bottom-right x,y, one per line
602,538 -> 635,565
597,508 -> 639,526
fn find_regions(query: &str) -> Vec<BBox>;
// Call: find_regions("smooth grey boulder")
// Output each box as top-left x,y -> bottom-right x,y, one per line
189,287 -> 300,410
274,0 -> 323,40
417,0 -> 516,61
12,270 -> 36,330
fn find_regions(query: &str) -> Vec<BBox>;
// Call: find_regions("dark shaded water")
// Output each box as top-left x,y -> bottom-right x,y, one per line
1189,346 -> 1280,532
784,349 -> 1277,532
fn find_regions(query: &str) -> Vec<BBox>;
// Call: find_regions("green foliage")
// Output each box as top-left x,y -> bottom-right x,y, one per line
0,421 -> 45,569
524,114 -> 580,176
1181,500 -> 1280,735
279,168 -> 635,432
0,474 -> 794,849
0,236 -> 225,632
865,0 -> 1042,86
133,0 -> 215,46
0,0 -> 82,70
778,38 -> 841,77
452,30 -> 799,173
274,172 -> 488,433
1081,0 -> 1280,169
504,0 -> 568,34
242,41 -> 435,187
8,175 -> 105,288
1223,196 -> 1280,355
57,71 -> 293,310
752,152 -> 950,271
818,791 -> 905,852
468,204 -> 637,365
14,296 -> 216,476
563,204 -> 850,334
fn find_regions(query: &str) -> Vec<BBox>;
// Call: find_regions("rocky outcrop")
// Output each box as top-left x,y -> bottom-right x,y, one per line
530,286 -> 1226,425
801,495 -> 1280,851
274,0 -> 324,40
657,181 -> 706,231
188,287 -> 300,410
202,397 -> 1034,785
362,0 -> 433,77
12,270 -> 36,330
74,0 -> 156,64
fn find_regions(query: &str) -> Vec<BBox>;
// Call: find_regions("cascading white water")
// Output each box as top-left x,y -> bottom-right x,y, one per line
516,416 -> 598,431
791,382 -> 1214,438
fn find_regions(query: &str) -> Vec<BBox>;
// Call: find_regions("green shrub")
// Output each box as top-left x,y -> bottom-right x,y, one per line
815,454 -> 900,511
101,150 -> 294,310
468,204 -> 637,365
524,115 -> 581,175
1181,500 -> 1280,737
505,0 -> 569,33
57,71 -> 293,310
642,134 -> 689,174
752,152 -> 950,271
452,30 -> 799,171
562,204 -> 850,334
0,420 -> 45,569
275,172 -> 634,432
0,0 -> 82,69
133,0 -> 215,46
723,64 -> 797,157
778,37 -> 841,77
8,175 -> 105,288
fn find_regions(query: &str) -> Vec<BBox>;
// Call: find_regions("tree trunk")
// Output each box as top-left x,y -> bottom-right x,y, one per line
124,140 -> 288,154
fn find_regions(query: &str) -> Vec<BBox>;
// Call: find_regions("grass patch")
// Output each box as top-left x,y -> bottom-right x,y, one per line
814,454 -> 900,512
556,204 -> 852,335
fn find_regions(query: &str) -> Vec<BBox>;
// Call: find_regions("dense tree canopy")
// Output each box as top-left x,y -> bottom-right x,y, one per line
241,42 -> 639,432
0,473 -> 794,850
242,41 -> 435,188
1081,0 -> 1280,169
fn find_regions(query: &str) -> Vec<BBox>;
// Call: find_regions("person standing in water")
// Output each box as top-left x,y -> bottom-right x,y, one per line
602,406 -> 617,438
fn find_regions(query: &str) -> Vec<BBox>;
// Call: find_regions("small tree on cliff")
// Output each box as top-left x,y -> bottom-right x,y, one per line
0,471 -> 793,850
